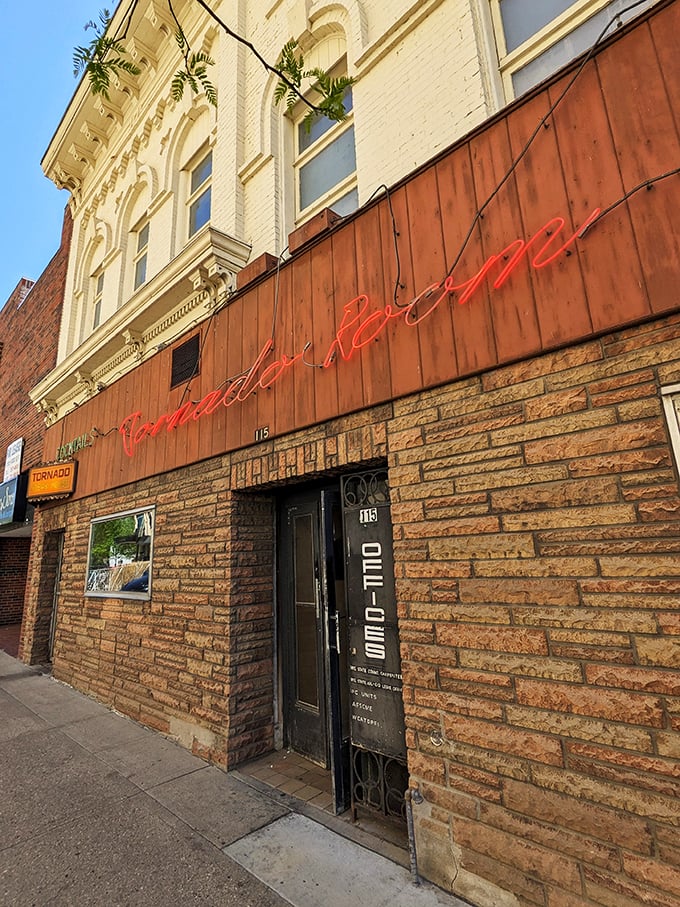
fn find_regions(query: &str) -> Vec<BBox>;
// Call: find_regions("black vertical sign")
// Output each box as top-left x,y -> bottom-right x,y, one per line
343,471 -> 406,760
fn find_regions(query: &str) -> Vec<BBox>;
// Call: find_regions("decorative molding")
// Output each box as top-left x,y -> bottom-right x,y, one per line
238,152 -> 274,185
123,329 -> 145,360
190,265 -> 237,309
31,227 -> 251,423
75,370 -> 97,399
36,399 -> 59,427
354,0 -> 447,71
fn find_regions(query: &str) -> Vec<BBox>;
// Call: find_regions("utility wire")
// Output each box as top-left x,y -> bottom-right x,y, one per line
437,0 -> 654,285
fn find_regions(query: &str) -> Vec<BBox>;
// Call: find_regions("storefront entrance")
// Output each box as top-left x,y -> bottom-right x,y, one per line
279,486 -> 350,812
278,470 -> 407,819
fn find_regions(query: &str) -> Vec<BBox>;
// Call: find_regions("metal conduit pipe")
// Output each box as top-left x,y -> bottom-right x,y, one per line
404,788 -> 421,885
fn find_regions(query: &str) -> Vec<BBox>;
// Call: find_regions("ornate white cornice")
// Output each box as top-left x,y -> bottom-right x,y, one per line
30,226 -> 251,423
41,0 -> 180,198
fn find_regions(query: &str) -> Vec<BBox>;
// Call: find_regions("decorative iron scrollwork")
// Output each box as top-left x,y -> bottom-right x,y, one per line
351,746 -> 408,820
341,468 -> 390,509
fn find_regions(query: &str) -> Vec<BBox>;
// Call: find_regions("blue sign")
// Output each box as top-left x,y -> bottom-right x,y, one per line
0,475 -> 27,525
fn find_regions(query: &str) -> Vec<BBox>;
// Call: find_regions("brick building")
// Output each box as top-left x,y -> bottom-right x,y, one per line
21,1 -> 680,904
0,211 -> 71,627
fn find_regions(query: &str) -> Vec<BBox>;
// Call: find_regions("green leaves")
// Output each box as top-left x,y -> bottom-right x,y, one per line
171,30 -> 217,105
275,39 -> 354,131
73,8 -> 140,100
74,7 -> 350,122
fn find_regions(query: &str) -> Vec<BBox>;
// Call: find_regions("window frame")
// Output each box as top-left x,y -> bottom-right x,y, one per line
85,506 -> 155,601
662,383 -> 680,477
92,271 -> 104,330
292,80 -> 357,225
489,0 -> 653,99
187,149 -> 213,238
133,221 -> 150,291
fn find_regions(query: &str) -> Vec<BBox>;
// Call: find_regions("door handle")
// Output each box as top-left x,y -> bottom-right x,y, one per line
328,613 -> 341,654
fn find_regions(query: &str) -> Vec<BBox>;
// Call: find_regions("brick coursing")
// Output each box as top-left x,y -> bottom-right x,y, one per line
0,539 -> 30,625
0,208 -> 71,625
392,314 -> 680,906
0,209 -> 71,467
21,313 -> 680,906
21,409 -> 389,765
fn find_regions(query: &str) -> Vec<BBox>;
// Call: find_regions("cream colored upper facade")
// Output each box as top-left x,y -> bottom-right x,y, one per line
32,0 -> 658,423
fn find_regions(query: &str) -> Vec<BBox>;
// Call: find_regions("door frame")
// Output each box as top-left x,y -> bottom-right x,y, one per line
277,484 -> 350,812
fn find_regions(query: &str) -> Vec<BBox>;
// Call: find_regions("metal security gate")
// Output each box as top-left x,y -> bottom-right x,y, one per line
341,468 -> 408,821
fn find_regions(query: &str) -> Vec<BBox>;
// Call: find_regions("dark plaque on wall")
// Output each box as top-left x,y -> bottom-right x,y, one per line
342,470 -> 406,760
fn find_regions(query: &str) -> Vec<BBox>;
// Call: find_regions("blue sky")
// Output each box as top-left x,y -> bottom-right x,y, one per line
1,2 -> 100,307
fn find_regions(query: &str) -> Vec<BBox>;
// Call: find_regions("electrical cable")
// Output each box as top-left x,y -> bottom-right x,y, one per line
443,0 -> 653,279
69,0 -> 668,437
579,167 -> 680,236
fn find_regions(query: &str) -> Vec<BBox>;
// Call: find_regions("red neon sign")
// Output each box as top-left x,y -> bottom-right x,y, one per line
119,208 -> 600,457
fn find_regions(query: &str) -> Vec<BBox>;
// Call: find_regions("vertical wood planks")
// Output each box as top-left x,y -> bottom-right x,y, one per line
329,222 -> 364,415
547,62 -> 652,333
596,20 -> 680,313
404,167 -> 457,387
505,92 -> 593,351
309,240 -> 340,425
377,187 -> 424,399
291,253 -> 316,433
353,204 -> 392,406
254,279 -> 277,444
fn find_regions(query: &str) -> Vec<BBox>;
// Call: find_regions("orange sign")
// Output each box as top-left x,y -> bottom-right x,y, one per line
27,461 -> 78,501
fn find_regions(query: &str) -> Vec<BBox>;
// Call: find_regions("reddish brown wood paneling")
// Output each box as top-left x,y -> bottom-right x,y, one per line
354,204 -> 392,406
291,253 -> 316,432
506,92 -> 594,350
329,222 -> 364,416
405,167 -> 458,387
225,300 -> 245,453
547,62 -> 653,333
309,241 -> 339,425
597,17 -> 680,314
271,262 -> 296,440
254,280 -> 277,445
43,1 -> 680,500
377,188 -> 424,399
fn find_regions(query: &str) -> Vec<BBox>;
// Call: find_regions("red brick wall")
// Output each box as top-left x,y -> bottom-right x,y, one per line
0,209 -> 71,629
0,208 -> 71,469
0,539 -> 30,625
392,314 -> 680,906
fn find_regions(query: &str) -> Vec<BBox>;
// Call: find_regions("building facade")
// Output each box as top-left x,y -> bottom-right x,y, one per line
0,211 -> 71,628
22,1 -> 680,904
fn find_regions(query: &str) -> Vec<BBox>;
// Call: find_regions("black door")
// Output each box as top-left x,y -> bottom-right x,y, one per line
279,488 -> 351,809
48,531 -> 64,661
280,493 -> 328,764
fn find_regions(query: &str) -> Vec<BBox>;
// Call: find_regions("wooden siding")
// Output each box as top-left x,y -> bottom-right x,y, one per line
46,0 -> 680,499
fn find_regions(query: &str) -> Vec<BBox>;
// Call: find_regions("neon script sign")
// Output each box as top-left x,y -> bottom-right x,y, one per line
119,208 -> 600,457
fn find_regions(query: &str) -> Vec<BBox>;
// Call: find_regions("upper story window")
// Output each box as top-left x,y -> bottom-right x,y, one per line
188,150 -> 212,237
133,222 -> 149,291
92,272 -> 104,330
294,86 -> 357,223
491,0 -> 657,98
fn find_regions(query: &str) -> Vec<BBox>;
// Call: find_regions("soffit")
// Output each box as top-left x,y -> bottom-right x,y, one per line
41,0 -> 185,193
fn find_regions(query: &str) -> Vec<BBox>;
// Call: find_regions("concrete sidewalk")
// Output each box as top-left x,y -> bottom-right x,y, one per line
0,651 -> 469,907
